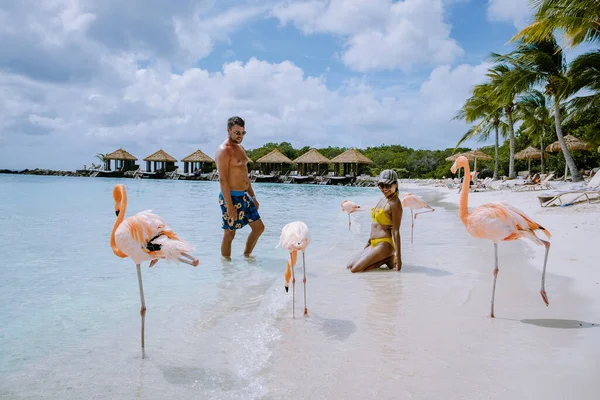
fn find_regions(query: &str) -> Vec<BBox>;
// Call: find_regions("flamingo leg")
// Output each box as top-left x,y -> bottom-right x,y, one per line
414,207 -> 435,218
290,252 -> 296,319
136,264 -> 147,359
540,240 -> 551,306
410,209 -> 414,244
490,243 -> 499,318
302,251 -> 308,316
348,214 -> 351,230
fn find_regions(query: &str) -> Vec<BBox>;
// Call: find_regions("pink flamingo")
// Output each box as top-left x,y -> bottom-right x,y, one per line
110,184 -> 199,358
450,156 -> 551,318
277,221 -> 311,318
400,193 -> 435,243
341,200 -> 362,230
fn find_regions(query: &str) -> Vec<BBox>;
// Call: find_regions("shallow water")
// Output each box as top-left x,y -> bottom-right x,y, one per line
1,175 -> 598,400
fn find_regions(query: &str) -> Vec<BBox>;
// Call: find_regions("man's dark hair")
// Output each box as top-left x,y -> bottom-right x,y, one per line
227,116 -> 245,130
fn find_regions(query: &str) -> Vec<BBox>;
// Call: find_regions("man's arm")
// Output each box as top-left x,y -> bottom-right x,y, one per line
216,147 -> 235,212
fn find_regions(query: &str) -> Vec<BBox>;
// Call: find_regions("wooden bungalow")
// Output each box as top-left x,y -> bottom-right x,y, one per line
104,148 -> 138,172
329,148 -> 373,184
254,149 -> 293,181
181,149 -> 215,174
293,148 -> 331,175
143,149 -> 178,178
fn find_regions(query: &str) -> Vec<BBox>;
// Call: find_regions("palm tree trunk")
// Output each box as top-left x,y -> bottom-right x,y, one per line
554,100 -> 582,182
540,134 -> 545,174
506,108 -> 516,179
493,124 -> 499,179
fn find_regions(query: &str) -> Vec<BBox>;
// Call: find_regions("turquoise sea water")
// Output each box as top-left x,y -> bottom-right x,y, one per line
1,175 -> 431,398
2,175 -> 597,399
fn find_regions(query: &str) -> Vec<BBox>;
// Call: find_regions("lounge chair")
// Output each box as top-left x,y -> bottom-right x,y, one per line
537,172 -> 600,207
512,173 -> 555,192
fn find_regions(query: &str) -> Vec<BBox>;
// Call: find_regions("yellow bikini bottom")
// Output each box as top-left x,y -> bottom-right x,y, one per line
370,237 -> 395,250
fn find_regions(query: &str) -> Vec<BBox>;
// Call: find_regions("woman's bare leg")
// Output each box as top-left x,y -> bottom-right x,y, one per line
350,242 -> 394,273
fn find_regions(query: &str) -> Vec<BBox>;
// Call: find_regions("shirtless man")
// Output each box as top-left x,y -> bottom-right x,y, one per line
215,116 -> 265,258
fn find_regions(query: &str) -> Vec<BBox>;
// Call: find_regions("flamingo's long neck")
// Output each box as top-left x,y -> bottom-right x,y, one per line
458,161 -> 470,225
111,191 -> 129,258
284,250 -> 297,289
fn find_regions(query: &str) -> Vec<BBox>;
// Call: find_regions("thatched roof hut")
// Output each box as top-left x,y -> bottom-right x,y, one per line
255,149 -> 293,164
330,148 -> 372,176
181,149 -> 215,174
255,149 -> 293,174
105,148 -> 138,161
143,149 -> 178,172
330,148 -> 373,164
103,148 -> 138,171
293,148 -> 331,175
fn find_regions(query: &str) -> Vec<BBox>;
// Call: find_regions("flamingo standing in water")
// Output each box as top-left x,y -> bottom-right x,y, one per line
277,221 -> 311,318
341,200 -> 361,230
110,184 -> 199,358
400,193 -> 435,243
450,156 -> 551,318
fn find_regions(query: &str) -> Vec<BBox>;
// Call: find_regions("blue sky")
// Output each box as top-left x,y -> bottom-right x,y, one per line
0,0 -> 572,169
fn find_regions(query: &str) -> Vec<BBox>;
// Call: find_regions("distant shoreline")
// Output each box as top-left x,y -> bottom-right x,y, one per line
0,168 -> 86,177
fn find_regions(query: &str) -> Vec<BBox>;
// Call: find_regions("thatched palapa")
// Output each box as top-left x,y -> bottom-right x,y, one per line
104,148 -> 138,171
181,149 -> 215,174
516,146 -> 546,172
330,148 -> 372,176
105,148 -> 138,161
545,135 -> 591,153
293,148 -> 331,175
330,148 -> 373,164
143,149 -> 178,172
255,149 -> 293,174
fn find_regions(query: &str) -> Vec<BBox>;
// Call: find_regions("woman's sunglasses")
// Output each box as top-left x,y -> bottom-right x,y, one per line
378,182 -> 394,189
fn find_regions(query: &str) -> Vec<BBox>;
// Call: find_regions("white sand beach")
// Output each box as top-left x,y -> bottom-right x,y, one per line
262,179 -> 600,400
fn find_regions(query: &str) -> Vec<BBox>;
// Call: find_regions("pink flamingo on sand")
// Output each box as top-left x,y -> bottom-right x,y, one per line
110,184 -> 199,358
400,193 -> 435,243
341,200 -> 362,230
450,156 -> 551,318
277,221 -> 311,318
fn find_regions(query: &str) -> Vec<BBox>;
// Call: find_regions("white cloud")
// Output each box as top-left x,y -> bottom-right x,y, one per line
272,0 -> 464,72
0,58 -> 490,169
487,0 -> 534,30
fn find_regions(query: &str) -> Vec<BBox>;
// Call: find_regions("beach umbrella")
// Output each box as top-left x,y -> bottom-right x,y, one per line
515,146 -> 546,172
461,149 -> 492,172
545,135 -> 591,179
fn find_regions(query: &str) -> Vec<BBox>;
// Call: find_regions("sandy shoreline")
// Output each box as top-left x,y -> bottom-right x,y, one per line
263,179 -> 600,399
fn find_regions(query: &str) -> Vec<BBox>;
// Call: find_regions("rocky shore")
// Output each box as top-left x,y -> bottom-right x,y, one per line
0,168 -> 91,177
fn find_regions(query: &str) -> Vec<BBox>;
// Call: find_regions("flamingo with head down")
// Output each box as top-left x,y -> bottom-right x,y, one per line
450,156 -> 551,318
400,193 -> 435,243
278,221 -> 311,318
341,200 -> 361,230
110,184 -> 199,358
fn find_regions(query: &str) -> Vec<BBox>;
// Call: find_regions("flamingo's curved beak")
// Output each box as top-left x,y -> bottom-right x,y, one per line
285,285 -> 289,293
115,210 -> 120,216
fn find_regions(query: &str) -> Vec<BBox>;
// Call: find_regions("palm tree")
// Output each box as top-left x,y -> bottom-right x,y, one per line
454,83 -> 508,179
516,90 -> 554,173
493,36 -> 583,182
511,0 -> 600,47
485,64 -> 525,179
567,50 -> 600,116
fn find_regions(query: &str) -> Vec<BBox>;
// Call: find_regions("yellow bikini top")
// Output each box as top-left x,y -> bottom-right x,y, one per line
371,194 -> 396,226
